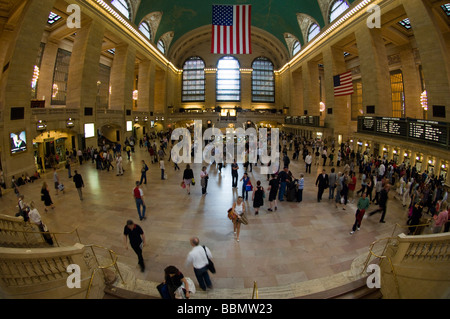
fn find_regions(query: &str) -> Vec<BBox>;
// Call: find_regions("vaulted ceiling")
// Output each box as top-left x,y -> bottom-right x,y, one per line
133,0 -> 356,51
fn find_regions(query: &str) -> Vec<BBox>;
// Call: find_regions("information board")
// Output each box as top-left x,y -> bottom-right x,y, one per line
408,119 -> 448,146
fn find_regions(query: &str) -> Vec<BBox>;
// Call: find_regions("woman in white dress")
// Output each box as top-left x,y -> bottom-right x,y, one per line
231,196 -> 246,242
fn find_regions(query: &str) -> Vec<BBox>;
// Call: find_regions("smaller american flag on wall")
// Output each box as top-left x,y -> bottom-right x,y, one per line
334,71 -> 354,97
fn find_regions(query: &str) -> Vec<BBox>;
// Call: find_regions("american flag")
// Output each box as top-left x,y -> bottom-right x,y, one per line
211,4 -> 252,55
334,71 -> 354,96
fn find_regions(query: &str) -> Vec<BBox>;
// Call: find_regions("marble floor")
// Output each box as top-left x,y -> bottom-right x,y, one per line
0,146 -> 413,292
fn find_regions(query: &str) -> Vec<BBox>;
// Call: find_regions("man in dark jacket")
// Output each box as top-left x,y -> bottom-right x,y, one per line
315,169 -> 329,202
73,170 -> 84,201
369,184 -> 390,223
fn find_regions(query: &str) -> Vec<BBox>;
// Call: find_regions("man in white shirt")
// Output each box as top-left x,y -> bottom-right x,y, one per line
305,153 -> 312,174
185,237 -> 213,291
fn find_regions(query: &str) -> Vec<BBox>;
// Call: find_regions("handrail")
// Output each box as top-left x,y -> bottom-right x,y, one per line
361,237 -> 401,298
85,244 -> 125,299
252,281 -> 258,299
390,221 -> 432,239
0,226 -> 81,247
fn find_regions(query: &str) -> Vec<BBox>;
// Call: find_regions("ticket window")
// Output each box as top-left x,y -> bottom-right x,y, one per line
382,147 -> 388,160
415,155 -> 423,172
403,152 -> 411,166
440,163 -> 448,181
427,159 -> 435,176
393,150 -> 399,163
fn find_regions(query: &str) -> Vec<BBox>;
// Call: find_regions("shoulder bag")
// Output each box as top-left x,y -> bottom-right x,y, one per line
202,246 -> 216,274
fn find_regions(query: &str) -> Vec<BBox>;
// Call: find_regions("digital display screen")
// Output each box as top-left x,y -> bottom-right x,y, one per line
10,131 -> 27,154
408,120 -> 448,146
84,123 -> 95,138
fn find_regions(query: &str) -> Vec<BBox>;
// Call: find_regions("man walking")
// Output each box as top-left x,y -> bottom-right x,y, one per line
133,181 -> 146,221
140,160 -> 148,185
305,152 -> 312,174
315,169 -> 329,202
72,170 -> 84,201
369,183 -> 390,223
123,220 -> 146,272
231,159 -> 239,188
185,237 -> 213,291
277,167 -> 290,202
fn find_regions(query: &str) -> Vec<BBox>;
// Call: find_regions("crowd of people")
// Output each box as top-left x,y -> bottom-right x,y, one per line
2,129 -> 449,299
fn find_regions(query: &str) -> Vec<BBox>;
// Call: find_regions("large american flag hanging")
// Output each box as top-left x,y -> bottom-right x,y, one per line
211,4 -> 252,55
334,71 -> 354,96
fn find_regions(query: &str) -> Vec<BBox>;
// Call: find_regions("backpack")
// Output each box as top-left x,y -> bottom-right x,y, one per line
145,164 -> 149,172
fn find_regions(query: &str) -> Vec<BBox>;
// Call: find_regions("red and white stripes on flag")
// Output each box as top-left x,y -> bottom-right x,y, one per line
211,4 -> 252,55
333,71 -> 354,97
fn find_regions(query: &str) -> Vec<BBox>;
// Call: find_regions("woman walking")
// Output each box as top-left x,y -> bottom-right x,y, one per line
231,196 -> 247,242
252,181 -> 265,215
200,166 -> 209,195
40,182 -> 55,212
267,174 -> 279,212
183,164 -> 194,195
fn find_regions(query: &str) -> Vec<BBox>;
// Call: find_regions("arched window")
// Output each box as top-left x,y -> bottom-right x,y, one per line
252,57 -> 275,103
329,0 -> 350,23
292,41 -> 301,56
157,40 -> 165,54
182,57 -> 205,102
216,56 -> 240,102
111,0 -> 131,19
139,21 -> 151,40
307,23 -> 320,42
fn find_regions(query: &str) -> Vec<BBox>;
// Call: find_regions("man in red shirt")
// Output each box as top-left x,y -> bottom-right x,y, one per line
133,181 -> 146,221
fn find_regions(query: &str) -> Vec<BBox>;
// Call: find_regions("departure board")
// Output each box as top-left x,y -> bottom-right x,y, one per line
361,117 -> 375,132
408,119 -> 448,146
375,118 -> 407,136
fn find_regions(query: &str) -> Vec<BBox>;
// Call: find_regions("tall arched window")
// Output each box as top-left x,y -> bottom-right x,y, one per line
329,0 -> 350,23
157,40 -> 165,54
139,21 -> 151,40
252,57 -> 275,103
111,0 -> 131,19
307,23 -> 320,42
182,57 -> 205,102
216,56 -> 240,102
292,41 -> 301,56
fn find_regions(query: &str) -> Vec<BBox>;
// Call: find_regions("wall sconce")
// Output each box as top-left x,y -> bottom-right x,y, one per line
36,120 -> 47,132
319,102 -> 326,113
133,90 -> 138,101
420,90 -> 428,111
66,118 -> 75,128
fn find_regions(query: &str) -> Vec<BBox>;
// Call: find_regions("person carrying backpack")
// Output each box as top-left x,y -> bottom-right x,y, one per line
140,160 -> 149,185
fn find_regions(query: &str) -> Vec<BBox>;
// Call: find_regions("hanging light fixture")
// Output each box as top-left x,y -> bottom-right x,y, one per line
319,102 -> 326,113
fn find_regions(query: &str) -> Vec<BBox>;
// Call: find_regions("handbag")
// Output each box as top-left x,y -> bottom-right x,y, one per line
227,208 -> 237,221
202,246 -> 216,274
239,213 -> 249,225
245,181 -> 253,192
181,181 -> 186,189
191,178 -> 196,186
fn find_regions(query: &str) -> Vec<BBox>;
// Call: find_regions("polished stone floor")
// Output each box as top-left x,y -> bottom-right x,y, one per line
0,146 -> 411,290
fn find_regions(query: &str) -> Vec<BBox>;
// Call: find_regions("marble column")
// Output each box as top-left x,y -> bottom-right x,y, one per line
137,60 -> 152,112
402,0 -> 450,121
0,0 -> 56,182
355,26 -> 391,117
66,19 -> 105,110
323,46 -> 351,140
302,61 -> 320,117
241,71 -> 251,109
398,46 -> 423,119
109,43 -> 136,111
290,68 -> 304,116
153,67 -> 167,115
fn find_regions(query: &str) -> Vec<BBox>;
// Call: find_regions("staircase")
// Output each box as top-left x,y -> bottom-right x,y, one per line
0,214 -> 50,248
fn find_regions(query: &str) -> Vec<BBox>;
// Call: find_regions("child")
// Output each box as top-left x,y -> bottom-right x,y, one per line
160,159 -> 165,180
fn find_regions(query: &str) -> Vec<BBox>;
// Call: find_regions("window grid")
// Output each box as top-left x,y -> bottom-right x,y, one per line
442,4 -> 450,16
51,49 -> 72,105
31,42 -> 46,99
390,70 -> 405,118
139,21 -> 151,40
292,41 -> 301,56
48,12 -> 62,25
111,0 -> 131,19
252,57 -> 275,103
157,40 -> 165,54
329,0 -> 350,23
98,64 -> 111,109
182,57 -> 206,102
216,56 -> 240,102
307,23 -> 320,42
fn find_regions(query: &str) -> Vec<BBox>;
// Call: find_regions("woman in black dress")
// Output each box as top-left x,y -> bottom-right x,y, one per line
41,182 -> 54,212
252,181 -> 265,215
